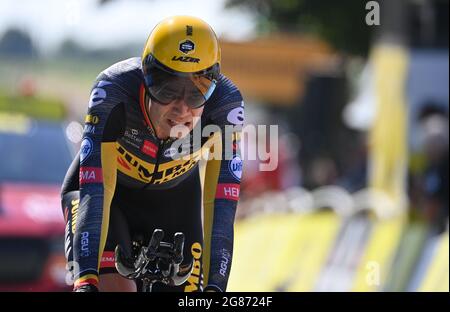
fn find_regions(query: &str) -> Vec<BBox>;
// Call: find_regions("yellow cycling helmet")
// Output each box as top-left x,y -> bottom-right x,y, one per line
142,16 -> 221,108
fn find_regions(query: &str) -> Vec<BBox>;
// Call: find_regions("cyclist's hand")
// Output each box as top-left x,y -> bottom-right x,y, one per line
74,284 -> 99,292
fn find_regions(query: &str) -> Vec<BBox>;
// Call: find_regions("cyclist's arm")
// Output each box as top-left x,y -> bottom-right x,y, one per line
73,80 -> 125,289
203,98 -> 244,292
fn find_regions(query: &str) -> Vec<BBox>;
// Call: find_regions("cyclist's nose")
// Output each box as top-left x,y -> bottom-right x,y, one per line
171,98 -> 191,115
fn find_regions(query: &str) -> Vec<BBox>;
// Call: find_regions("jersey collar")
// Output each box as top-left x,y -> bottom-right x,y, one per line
139,83 -> 157,136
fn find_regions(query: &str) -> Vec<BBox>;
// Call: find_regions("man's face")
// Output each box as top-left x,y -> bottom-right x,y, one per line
148,98 -> 204,140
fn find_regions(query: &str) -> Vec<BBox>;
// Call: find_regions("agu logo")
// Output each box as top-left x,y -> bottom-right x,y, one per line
220,249 -> 231,277
228,156 -> 242,181
80,231 -> 90,257
80,138 -> 93,163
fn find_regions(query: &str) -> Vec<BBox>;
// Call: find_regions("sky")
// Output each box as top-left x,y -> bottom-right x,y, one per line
0,0 -> 256,54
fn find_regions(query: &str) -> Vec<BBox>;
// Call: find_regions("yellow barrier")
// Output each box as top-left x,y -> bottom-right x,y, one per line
369,44 -> 409,213
419,232 -> 449,292
351,215 -> 406,291
228,211 -> 341,291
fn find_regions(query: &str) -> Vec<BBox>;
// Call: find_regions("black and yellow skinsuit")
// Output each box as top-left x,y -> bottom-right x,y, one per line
61,57 -> 244,292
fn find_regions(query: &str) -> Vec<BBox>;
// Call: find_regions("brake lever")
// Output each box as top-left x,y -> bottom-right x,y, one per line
114,244 -> 139,279
115,229 -> 165,279
146,229 -> 164,261
158,232 -> 193,286
173,232 -> 184,265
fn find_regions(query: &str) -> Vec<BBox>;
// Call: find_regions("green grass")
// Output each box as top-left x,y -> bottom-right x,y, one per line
0,57 -> 123,120
0,57 -> 115,85
0,90 -> 67,121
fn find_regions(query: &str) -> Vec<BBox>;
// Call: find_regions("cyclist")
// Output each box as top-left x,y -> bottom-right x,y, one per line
61,15 -> 244,292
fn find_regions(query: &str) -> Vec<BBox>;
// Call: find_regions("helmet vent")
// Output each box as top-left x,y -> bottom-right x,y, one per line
186,25 -> 193,36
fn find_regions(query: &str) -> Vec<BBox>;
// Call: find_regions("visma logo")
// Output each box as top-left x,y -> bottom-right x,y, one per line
179,39 -> 195,54
80,169 -> 96,181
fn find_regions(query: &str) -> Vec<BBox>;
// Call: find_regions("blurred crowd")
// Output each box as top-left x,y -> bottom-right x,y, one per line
409,103 -> 449,234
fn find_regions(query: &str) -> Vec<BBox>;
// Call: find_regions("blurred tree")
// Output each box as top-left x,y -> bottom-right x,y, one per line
99,0 -> 113,4
225,0 -> 373,56
57,37 -> 141,62
58,39 -> 87,59
94,0 -> 371,55
0,28 -> 38,58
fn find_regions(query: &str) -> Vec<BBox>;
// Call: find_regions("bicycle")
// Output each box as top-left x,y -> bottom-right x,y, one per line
114,228 -> 194,292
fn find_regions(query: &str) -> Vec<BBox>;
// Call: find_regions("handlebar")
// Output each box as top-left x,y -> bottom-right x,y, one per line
115,229 -> 194,292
